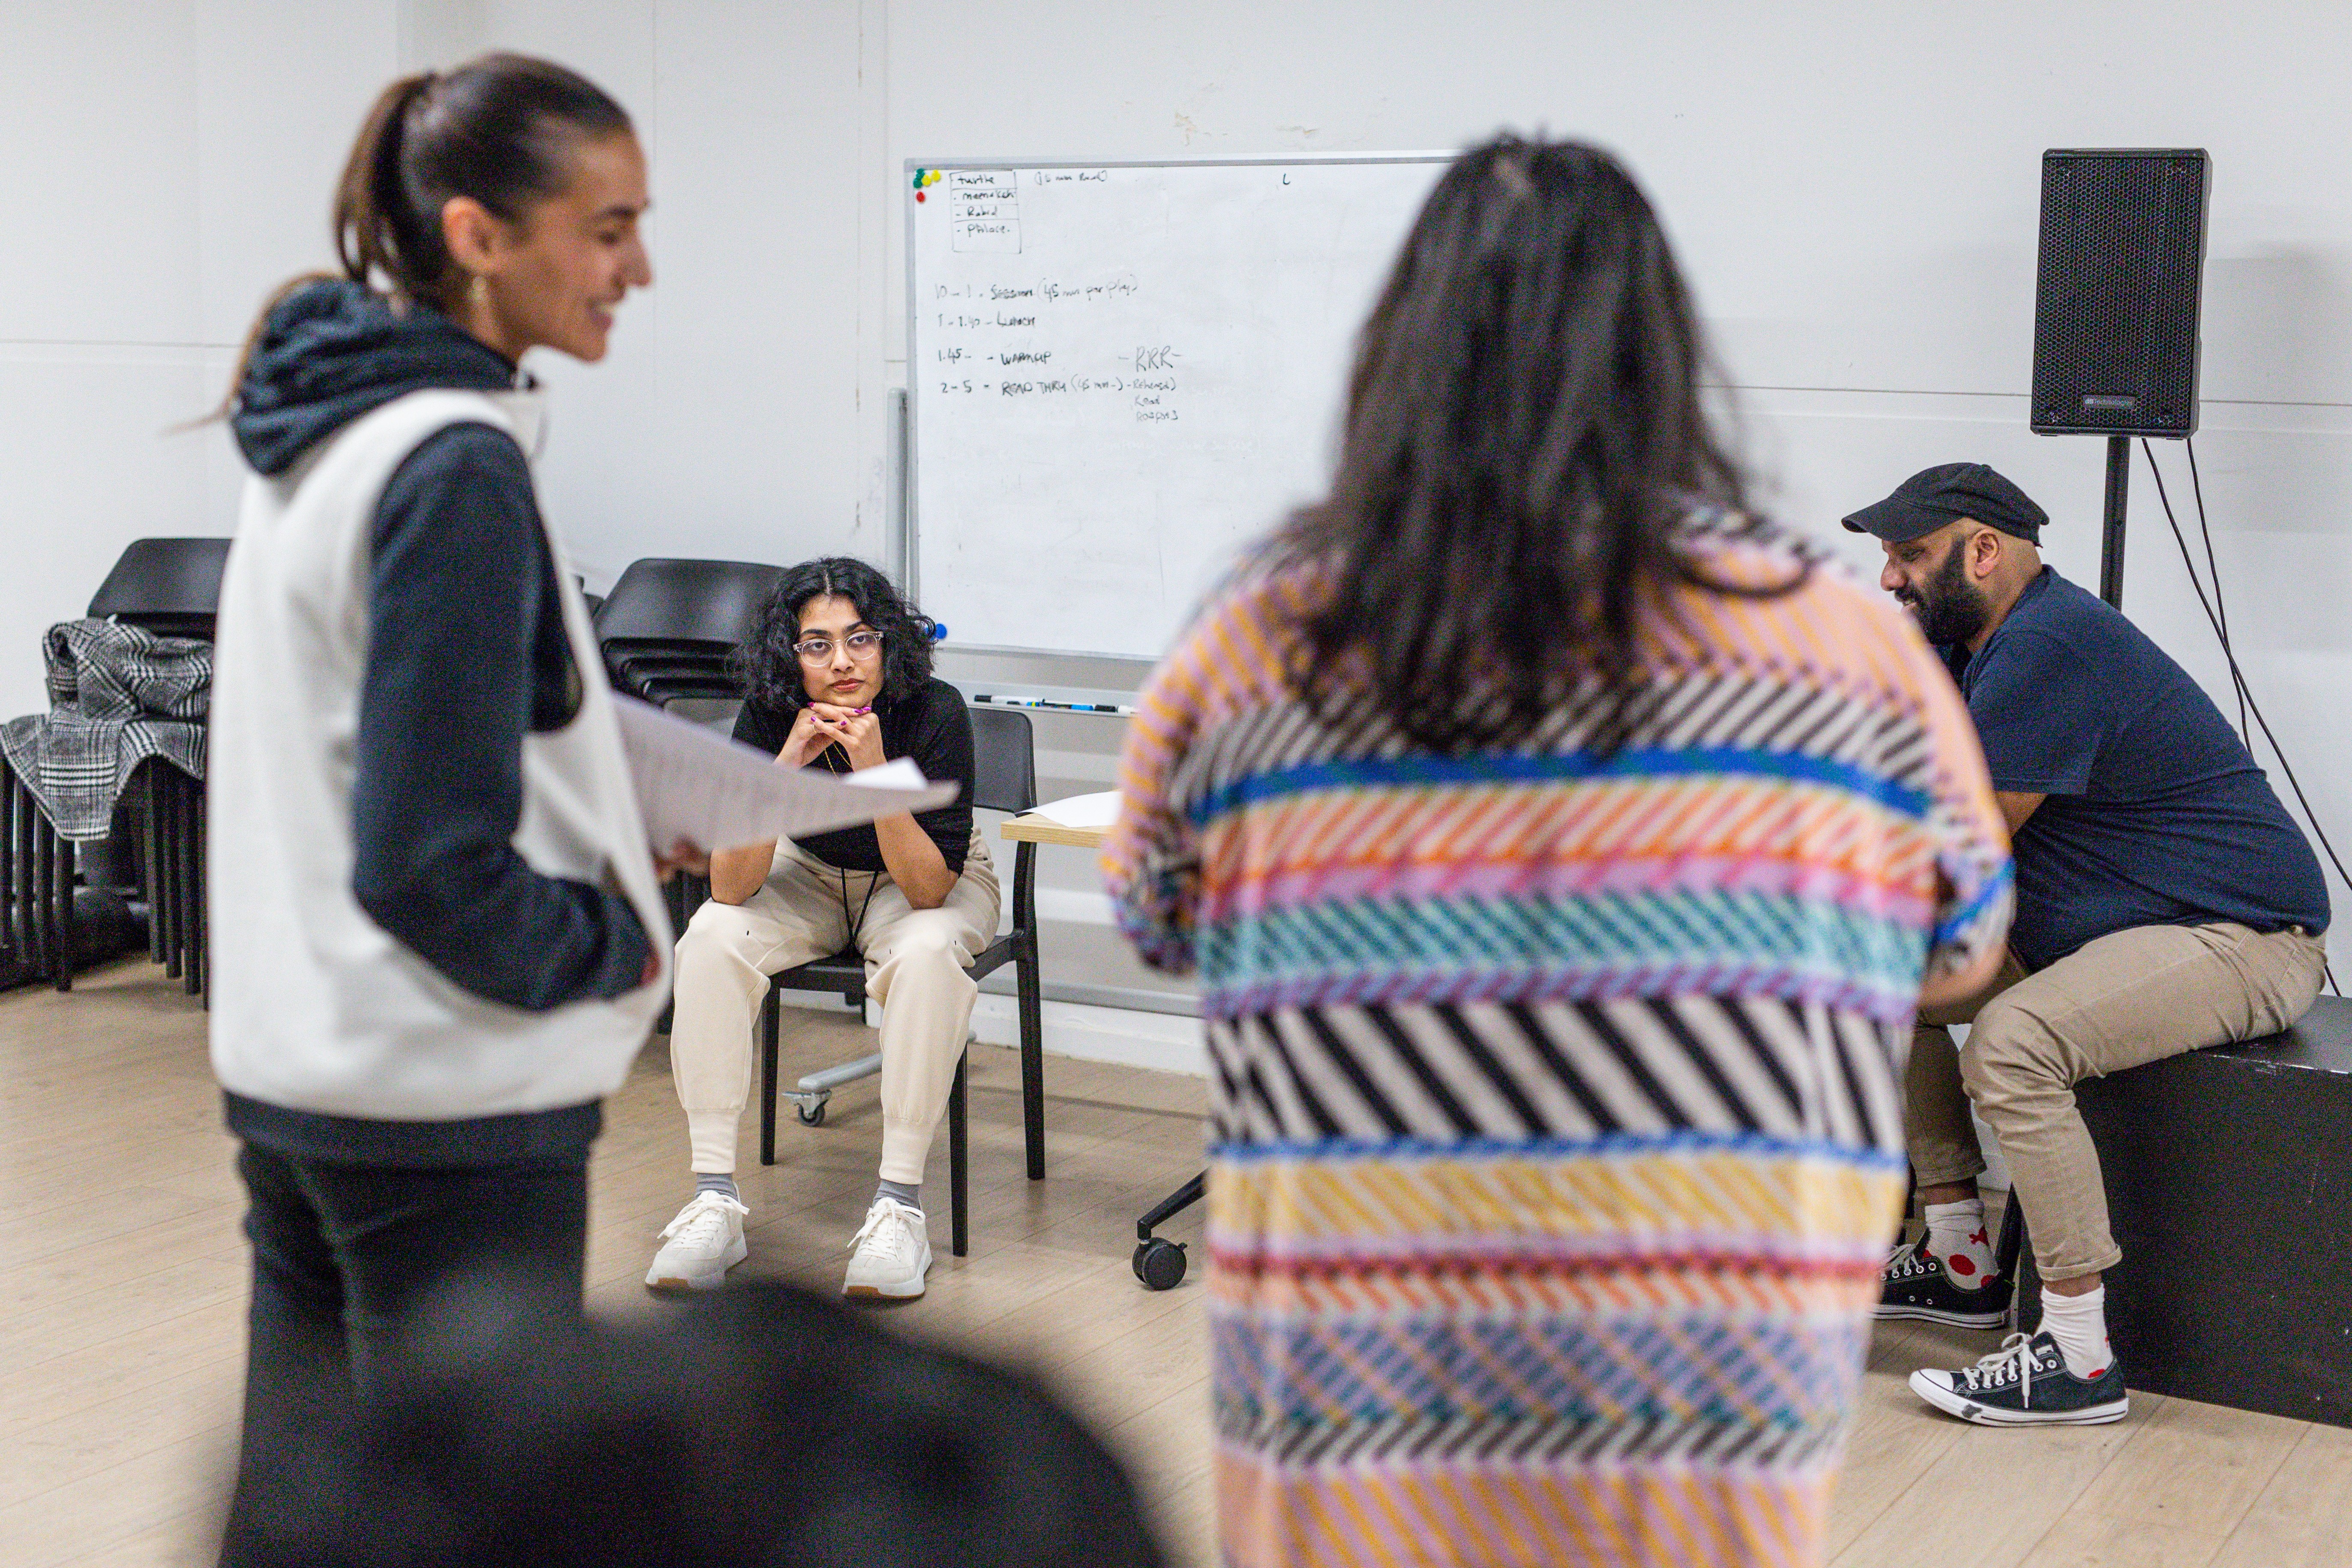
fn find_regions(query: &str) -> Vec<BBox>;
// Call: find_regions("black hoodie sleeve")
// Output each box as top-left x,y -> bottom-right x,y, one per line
350,422 -> 651,1010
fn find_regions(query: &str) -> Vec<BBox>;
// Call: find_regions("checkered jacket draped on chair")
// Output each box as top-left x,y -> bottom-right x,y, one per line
0,618 -> 209,840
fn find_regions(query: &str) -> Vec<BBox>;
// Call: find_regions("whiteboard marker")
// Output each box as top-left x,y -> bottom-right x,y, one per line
973,693 -> 1137,717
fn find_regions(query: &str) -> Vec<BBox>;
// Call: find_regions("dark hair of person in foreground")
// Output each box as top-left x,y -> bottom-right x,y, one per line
219,1279 -> 1166,1568
1275,134 -> 1802,756
736,555 -> 940,714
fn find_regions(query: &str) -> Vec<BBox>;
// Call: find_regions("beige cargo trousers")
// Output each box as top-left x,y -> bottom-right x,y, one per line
667,837 -> 1003,1186
1908,919 -> 2327,1280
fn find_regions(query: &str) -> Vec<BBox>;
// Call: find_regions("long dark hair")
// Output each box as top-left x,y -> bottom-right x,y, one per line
1275,135 -> 1797,756
219,54 -> 632,406
739,558 -> 938,713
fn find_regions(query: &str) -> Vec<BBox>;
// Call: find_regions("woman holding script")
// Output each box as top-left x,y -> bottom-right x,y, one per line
1105,138 -> 2014,1568
207,54 -> 681,1500
648,557 -> 998,1301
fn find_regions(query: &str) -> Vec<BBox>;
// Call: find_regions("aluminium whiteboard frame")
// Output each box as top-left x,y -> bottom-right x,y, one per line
902,151 -> 1457,663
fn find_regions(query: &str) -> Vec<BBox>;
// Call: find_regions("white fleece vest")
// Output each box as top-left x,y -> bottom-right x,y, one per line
208,388 -> 673,1120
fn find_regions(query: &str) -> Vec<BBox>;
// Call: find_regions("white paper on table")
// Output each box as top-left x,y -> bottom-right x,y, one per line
612,696 -> 959,852
1026,790 -> 1122,830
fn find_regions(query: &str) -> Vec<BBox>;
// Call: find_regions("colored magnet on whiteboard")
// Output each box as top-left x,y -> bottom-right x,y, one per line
916,191 -> 925,202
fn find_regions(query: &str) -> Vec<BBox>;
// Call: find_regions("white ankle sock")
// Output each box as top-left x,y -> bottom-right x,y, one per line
1922,1198 -> 1996,1285
2038,1284 -> 2112,1378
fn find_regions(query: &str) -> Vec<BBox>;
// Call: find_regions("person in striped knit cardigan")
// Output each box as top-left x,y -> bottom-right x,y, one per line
1103,137 -> 2013,1568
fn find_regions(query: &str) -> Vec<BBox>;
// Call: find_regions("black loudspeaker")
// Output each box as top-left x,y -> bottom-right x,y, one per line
2031,149 -> 2211,438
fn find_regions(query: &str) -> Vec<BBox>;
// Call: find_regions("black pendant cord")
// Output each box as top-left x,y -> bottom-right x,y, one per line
819,740 -> 884,944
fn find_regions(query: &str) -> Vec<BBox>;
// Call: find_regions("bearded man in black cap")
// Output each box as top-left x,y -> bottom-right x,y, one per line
1844,461 -> 2330,1429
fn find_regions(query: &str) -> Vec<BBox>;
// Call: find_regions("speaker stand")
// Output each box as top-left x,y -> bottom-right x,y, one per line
2099,434 -> 2130,609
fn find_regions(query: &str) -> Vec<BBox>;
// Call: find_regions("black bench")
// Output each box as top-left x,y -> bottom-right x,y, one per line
1999,992 -> 2352,1427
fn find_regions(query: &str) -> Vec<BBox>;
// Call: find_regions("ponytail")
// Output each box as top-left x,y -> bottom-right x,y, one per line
335,72 -> 446,306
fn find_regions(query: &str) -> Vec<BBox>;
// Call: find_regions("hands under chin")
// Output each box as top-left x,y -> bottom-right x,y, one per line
805,703 -> 887,771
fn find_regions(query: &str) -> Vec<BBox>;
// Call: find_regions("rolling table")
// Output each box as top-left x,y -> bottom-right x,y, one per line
1000,803 -> 1204,1290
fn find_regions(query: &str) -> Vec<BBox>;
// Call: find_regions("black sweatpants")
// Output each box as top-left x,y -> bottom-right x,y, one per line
231,1142 -> 588,1454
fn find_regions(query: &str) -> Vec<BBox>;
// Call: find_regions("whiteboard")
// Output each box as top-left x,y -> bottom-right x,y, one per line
906,155 -> 1451,659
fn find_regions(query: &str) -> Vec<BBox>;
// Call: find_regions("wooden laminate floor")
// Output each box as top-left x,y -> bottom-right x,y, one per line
3,959 -> 2347,1567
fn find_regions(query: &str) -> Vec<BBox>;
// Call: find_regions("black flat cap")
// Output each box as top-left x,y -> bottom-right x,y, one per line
1843,462 -> 2047,546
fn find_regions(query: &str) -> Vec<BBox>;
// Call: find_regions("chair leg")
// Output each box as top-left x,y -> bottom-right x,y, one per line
141,766 -> 163,965
177,775 -> 201,997
51,834 -> 74,992
949,1045 -> 969,1259
1018,931 -> 1046,1181
157,772 -> 181,981
33,800 -> 54,985
194,794 -> 208,1007
758,986 -> 781,1167
0,764 -> 15,976
15,777 -> 39,980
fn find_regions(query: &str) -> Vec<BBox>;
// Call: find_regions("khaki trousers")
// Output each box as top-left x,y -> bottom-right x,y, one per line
668,838 -> 1002,1184
1907,920 -> 2327,1280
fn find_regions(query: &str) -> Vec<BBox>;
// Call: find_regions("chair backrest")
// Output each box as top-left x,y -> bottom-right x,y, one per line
88,538 -> 234,622
965,705 -> 1036,816
593,558 -> 785,648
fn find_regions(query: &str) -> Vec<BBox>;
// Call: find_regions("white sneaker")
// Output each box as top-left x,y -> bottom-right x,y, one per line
645,1191 -> 749,1292
842,1196 -> 932,1299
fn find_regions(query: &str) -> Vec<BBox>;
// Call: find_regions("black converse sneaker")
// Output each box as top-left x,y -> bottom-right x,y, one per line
1909,1331 -> 2129,1427
1876,1234 -> 2011,1328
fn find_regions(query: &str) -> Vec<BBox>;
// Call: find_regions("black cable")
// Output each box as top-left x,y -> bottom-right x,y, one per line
2139,438 -> 2345,995
2183,439 -> 2247,743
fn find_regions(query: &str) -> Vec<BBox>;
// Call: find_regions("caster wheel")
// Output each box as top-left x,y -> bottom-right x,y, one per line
1133,1237 -> 1187,1291
796,1101 -> 827,1127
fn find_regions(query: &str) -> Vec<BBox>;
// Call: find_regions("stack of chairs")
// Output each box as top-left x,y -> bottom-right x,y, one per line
593,558 -> 784,708
593,558 -> 785,983
90,539 -> 228,997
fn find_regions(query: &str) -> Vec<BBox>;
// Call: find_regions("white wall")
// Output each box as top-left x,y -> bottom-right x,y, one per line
9,2 -> 2351,1049
393,0 -> 886,591
0,0 -> 399,717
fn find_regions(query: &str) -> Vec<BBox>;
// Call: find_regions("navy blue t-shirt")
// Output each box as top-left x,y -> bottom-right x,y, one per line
1946,568 -> 2328,970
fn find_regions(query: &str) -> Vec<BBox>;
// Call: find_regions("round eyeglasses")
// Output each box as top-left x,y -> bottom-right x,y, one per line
793,630 -> 884,664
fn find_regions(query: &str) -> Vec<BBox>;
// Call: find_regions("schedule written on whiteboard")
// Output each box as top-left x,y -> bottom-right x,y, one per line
906,156 -> 1450,661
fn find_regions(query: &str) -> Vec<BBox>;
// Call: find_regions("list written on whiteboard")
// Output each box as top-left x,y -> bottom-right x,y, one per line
929,172 -> 1182,425
611,696 -> 957,854
949,169 -> 1022,253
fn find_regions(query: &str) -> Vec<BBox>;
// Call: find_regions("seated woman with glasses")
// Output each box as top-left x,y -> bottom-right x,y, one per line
647,557 -> 999,1299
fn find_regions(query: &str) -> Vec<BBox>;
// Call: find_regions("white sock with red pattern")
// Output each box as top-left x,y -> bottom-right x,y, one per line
1923,1198 -> 1997,1286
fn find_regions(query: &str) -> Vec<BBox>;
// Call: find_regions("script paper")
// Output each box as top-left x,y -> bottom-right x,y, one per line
612,696 -> 959,852
1028,791 -> 1121,830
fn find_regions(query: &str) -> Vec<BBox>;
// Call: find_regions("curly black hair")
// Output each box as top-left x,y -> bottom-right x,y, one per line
737,556 -> 937,713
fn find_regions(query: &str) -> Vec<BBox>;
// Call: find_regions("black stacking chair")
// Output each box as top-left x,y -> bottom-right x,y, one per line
753,706 -> 1046,1260
88,537 -> 232,642
594,558 -> 788,974
68,539 -> 228,997
593,558 -> 785,703
0,757 -> 78,992
135,759 -> 207,998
